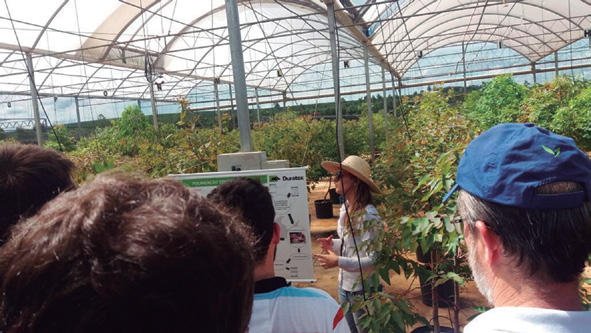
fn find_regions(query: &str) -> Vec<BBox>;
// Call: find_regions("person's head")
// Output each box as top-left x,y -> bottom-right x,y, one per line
0,173 -> 255,333
445,123 -> 591,305
207,178 -> 275,264
321,155 -> 381,211
0,144 -> 76,245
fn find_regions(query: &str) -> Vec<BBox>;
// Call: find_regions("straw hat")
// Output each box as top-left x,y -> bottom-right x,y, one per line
321,155 -> 381,194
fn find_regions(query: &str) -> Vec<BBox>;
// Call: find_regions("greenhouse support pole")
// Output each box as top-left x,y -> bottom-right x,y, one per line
137,99 -> 141,111
554,51 -> 559,78
225,0 -> 252,151
327,0 -> 345,160
255,88 -> 261,124
364,44 -> 374,162
283,91 -> 287,112
214,81 -> 222,133
382,67 -> 388,144
148,78 -> 159,130
462,41 -> 467,95
532,62 -> 537,84
391,73 -> 397,118
26,53 -> 43,146
75,97 -> 82,138
229,84 -> 237,130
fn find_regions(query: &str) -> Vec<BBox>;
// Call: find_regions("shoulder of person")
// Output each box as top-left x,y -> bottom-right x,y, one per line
282,286 -> 338,303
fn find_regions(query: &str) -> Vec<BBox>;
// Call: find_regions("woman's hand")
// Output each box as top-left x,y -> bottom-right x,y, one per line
314,250 -> 338,269
317,235 -> 333,252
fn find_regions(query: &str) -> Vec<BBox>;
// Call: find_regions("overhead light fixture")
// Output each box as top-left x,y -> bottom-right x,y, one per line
416,50 -> 423,59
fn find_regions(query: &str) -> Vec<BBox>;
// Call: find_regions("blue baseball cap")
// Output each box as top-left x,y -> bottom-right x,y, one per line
443,123 -> 591,209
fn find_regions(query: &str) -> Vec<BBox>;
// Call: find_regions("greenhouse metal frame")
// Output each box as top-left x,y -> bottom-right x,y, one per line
0,0 -> 589,147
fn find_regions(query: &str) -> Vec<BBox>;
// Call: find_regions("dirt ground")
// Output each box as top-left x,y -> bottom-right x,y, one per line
293,180 -> 488,331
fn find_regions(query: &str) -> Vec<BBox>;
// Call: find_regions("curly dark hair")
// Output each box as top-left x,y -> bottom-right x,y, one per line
0,144 -> 76,245
0,172 -> 255,333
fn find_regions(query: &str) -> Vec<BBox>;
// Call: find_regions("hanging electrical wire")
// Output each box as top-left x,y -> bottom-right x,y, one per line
331,4 -> 369,304
73,0 -> 102,157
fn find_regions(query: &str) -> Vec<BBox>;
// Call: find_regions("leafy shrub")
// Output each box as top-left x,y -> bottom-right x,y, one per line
465,74 -> 529,129
252,111 -> 337,184
552,85 -> 591,151
523,75 -> 587,130
44,125 -> 77,152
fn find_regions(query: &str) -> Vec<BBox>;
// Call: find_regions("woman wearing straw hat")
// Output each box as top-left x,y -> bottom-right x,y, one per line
314,155 -> 382,333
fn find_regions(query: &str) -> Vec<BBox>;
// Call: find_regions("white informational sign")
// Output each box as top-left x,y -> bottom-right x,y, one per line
169,167 -> 315,282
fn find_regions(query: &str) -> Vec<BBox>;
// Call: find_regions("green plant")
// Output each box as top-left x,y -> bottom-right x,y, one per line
44,124 -> 77,152
366,88 -> 475,332
92,158 -> 115,174
466,74 -> 529,130
400,147 -> 466,333
551,84 -> 591,151
524,75 -> 587,130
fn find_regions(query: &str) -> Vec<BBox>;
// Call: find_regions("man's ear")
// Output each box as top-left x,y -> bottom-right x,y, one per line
272,223 -> 281,245
474,220 -> 501,264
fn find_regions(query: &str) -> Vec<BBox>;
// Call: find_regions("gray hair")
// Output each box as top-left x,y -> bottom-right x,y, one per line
458,182 -> 591,283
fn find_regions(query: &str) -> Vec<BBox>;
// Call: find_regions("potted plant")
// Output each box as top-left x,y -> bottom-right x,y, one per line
398,146 -> 466,333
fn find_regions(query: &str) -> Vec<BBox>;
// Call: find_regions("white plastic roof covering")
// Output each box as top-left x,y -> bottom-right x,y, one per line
369,0 -> 591,76
0,0 -> 588,101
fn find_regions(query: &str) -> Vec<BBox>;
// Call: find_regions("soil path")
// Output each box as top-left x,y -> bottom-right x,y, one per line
294,179 -> 488,331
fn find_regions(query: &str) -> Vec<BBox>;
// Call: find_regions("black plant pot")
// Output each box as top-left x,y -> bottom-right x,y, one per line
314,199 -> 333,219
416,245 -> 431,264
328,188 -> 341,204
410,325 -> 455,333
419,266 -> 455,308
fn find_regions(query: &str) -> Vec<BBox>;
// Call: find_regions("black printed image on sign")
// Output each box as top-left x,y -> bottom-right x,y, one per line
273,194 -> 290,215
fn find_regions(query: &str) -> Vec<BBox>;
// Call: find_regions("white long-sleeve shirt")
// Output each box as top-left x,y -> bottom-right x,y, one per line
332,204 -> 381,292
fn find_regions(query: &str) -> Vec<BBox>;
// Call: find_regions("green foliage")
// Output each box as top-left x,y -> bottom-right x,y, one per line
117,105 -> 150,138
177,98 -> 200,130
367,88 -> 475,331
551,85 -> 591,151
252,111 -> 337,183
463,74 -> 591,150
92,158 -> 115,174
343,112 -> 387,157
524,75 -> 586,130
466,74 -> 529,129
44,125 -> 77,152
14,127 -> 37,143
